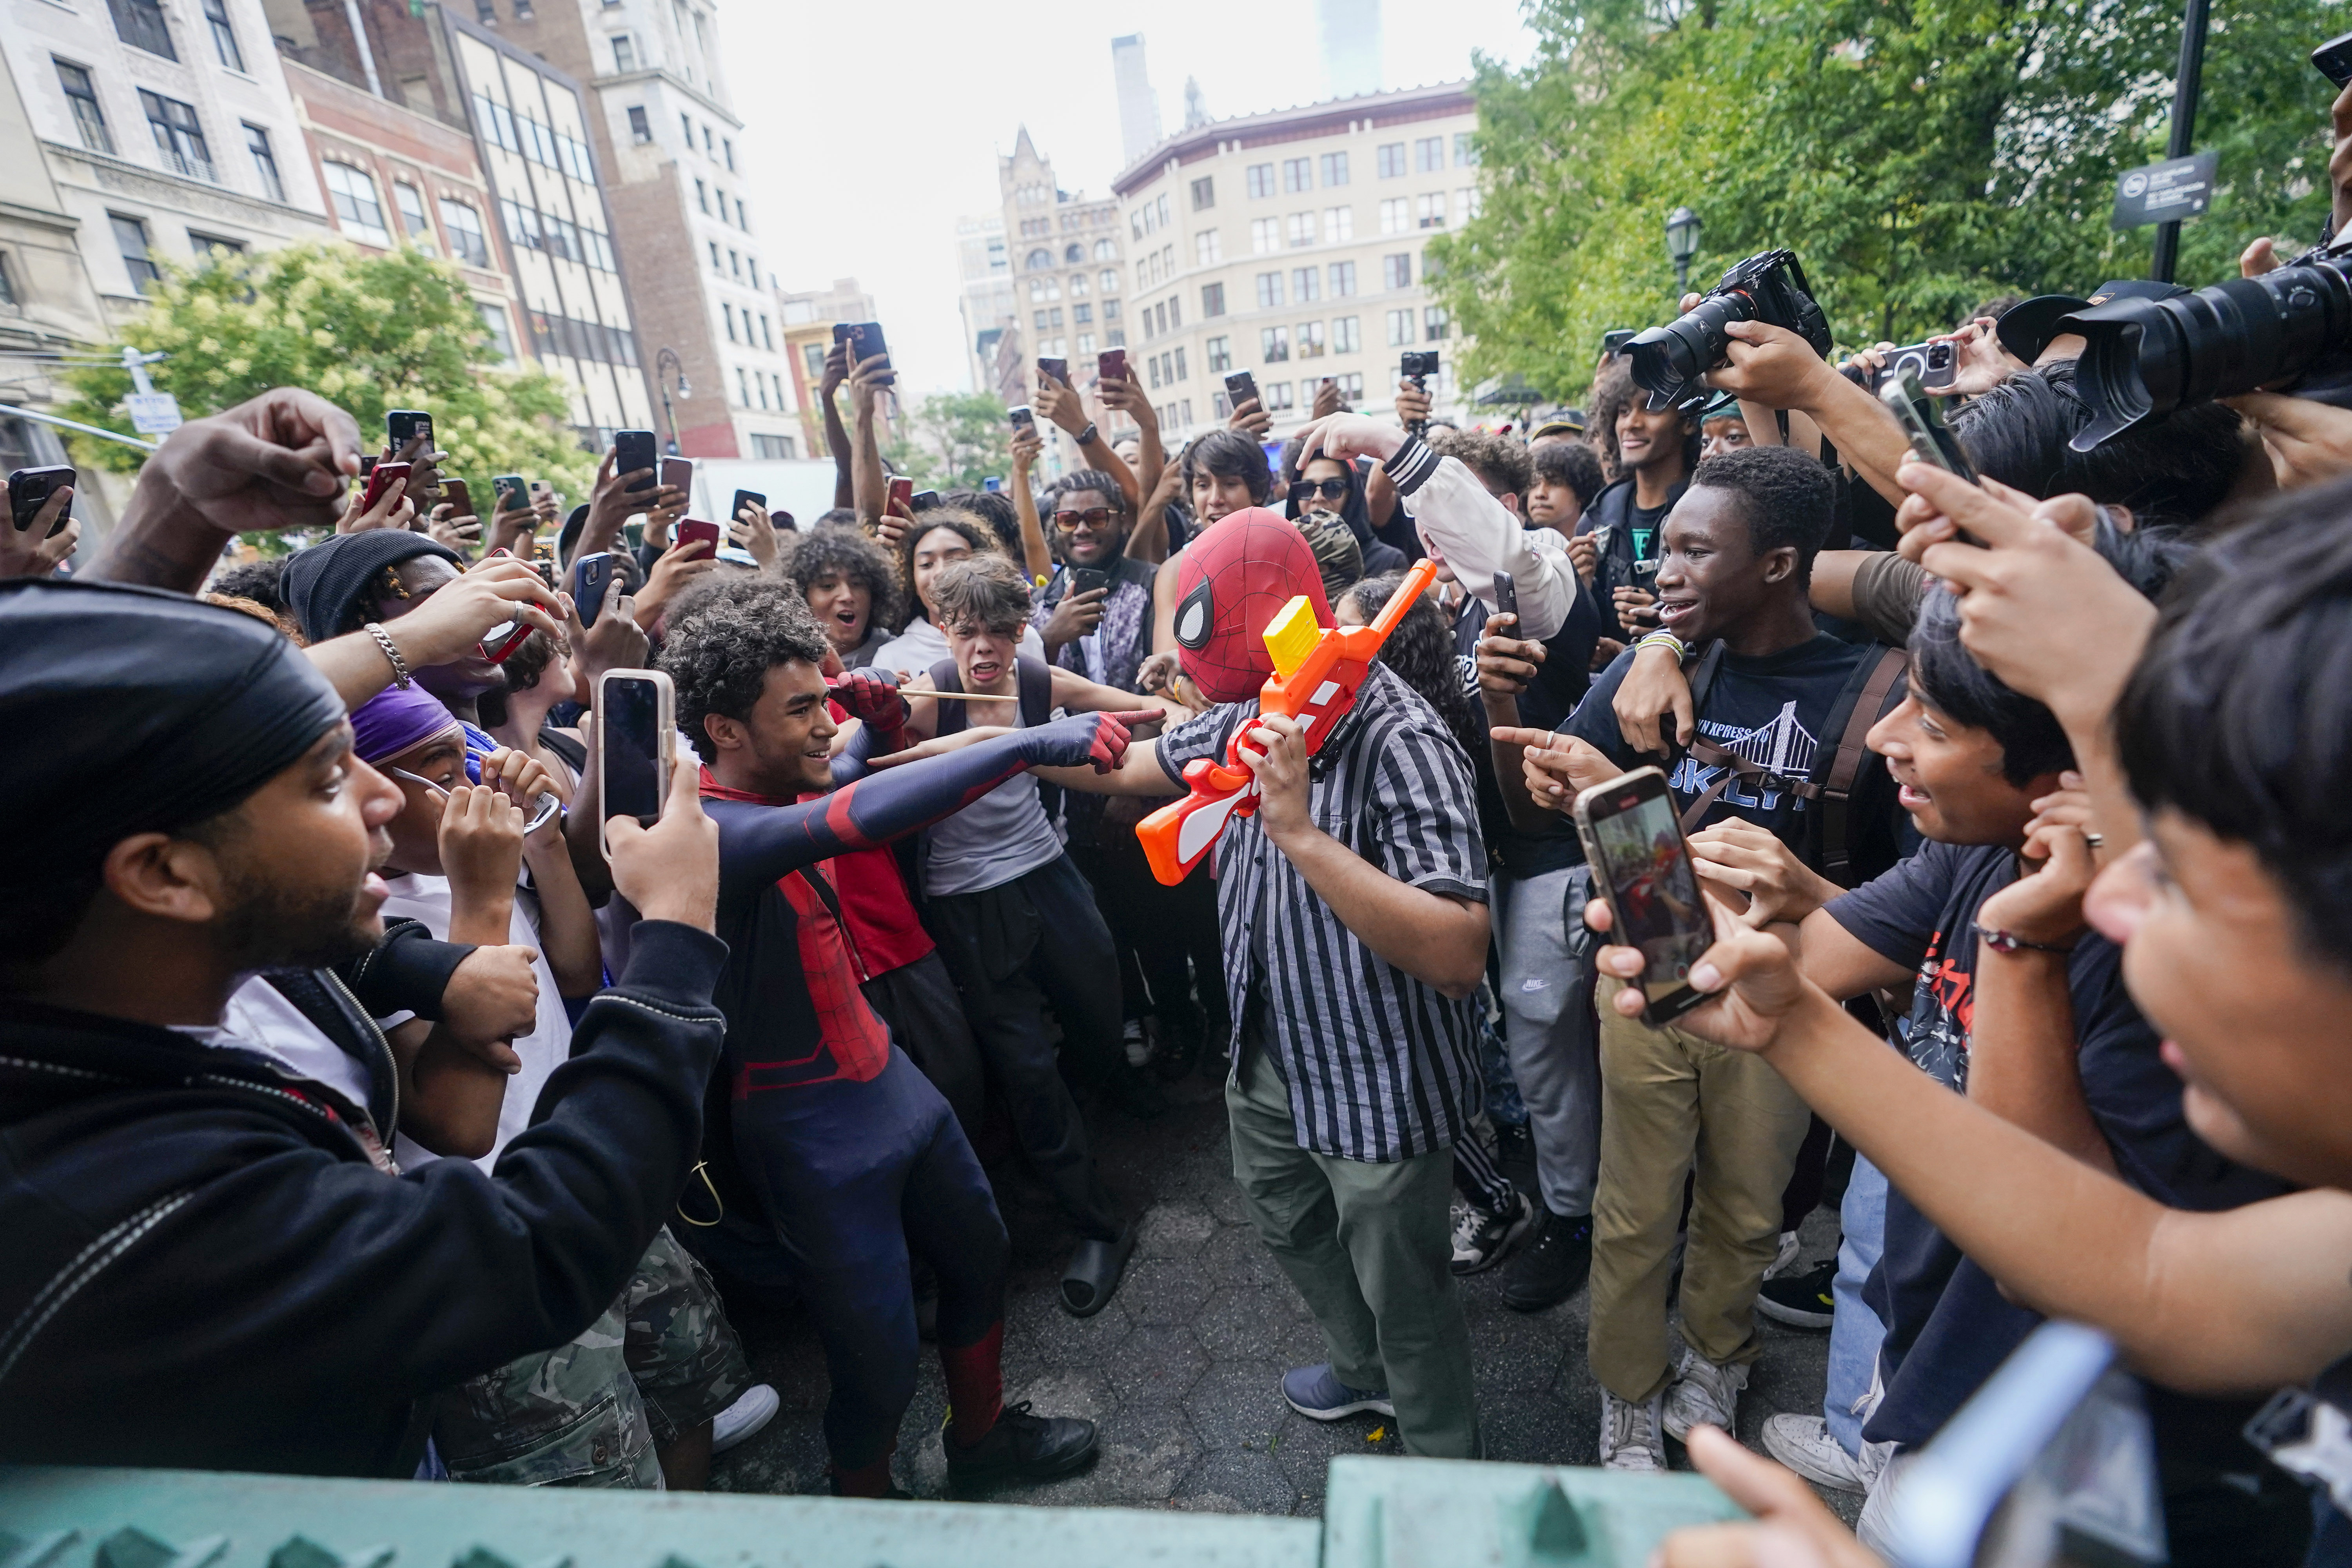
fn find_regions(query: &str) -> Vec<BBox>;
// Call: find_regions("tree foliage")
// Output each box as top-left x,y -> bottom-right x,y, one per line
57,240 -> 595,497
1432,0 -> 2346,404
883,390 -> 1013,492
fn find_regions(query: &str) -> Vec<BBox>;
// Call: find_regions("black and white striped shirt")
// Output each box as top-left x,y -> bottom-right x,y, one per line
1155,662 -> 1486,1163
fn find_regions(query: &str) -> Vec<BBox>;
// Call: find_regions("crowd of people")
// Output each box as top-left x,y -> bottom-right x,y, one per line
19,74 -> 2352,1568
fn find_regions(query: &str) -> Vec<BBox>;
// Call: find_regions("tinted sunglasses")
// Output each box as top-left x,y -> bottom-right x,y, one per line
1052,507 -> 1118,529
1289,477 -> 1350,503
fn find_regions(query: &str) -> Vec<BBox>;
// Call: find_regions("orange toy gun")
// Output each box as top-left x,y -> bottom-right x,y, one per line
1139,557 -> 1440,885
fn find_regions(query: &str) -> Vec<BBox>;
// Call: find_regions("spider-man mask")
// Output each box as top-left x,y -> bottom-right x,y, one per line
1172,508 -> 1333,704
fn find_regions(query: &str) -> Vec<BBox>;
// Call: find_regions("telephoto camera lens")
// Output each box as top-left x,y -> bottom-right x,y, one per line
2063,259 -> 2352,450
1628,294 -> 1757,411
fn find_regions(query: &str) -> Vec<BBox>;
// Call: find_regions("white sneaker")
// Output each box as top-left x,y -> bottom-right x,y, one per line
1661,1343 -> 1749,1441
1761,1413 -> 1868,1494
1599,1387 -> 1668,1471
711,1383 -> 780,1455
1122,1018 -> 1152,1067
1762,1229 -> 1802,1281
1854,1450 -> 1915,1558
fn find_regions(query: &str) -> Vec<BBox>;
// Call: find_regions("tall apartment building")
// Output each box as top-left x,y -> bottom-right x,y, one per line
953,213 -> 1011,397
1109,82 -> 1476,450
995,127 -> 1125,475
1,0 -> 329,310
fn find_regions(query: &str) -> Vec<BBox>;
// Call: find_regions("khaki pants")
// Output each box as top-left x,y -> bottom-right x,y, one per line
1587,976 -> 1813,1404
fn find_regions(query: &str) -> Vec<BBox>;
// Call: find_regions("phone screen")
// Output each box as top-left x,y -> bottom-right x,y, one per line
1581,779 -> 1711,1015
602,678 -> 666,824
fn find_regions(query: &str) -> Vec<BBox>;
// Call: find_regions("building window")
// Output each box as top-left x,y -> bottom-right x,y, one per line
1250,218 -> 1278,255
736,367 -> 749,405
202,0 -> 244,71
1102,297 -> 1119,320
1207,335 -> 1231,373
724,138 -> 736,171
1383,253 -> 1411,289
724,303 -> 737,342
322,162 -> 389,243
1064,242 -> 1083,265
1377,142 -> 1406,179
57,62 -> 111,155
1457,185 -> 1483,221
1323,205 -> 1354,245
1195,230 -> 1221,266
1319,151 -> 1349,187
628,105 -> 652,143
233,123 -> 284,202
475,301 -> 515,361
760,314 -> 774,349
1168,292 -> 1181,328
1328,260 -> 1357,297
737,197 -> 748,229
1416,136 -> 1445,172
1296,320 -> 1325,359
1068,272 -> 1090,298
140,90 -> 214,182
680,111 -> 693,145
111,213 -> 160,293
1245,162 -> 1274,200
728,249 -> 740,279
108,0 -> 177,60
475,0 -> 495,20
394,182 -> 434,250
1264,380 -> 1295,411
0,253 -> 15,307
695,178 -> 709,214
1091,238 -> 1114,261
1190,175 -> 1214,210
1283,156 -> 1311,193
1379,198 -> 1408,236
1333,315 -> 1361,354
1386,308 -> 1414,346
1202,281 -> 1225,318
1333,372 -> 1363,401
702,123 -> 713,152
1454,132 -> 1478,167
1261,325 -> 1290,362
1292,266 -> 1320,303
1026,247 -> 1051,270
612,35 -> 635,72
1173,346 -> 1188,380
1254,271 -> 1283,309
751,434 -> 795,459
1107,327 -> 1125,346
1417,192 -> 1447,230
189,231 -> 244,260
1425,305 -> 1450,341
1073,302 -> 1093,325
1287,212 -> 1315,248
1077,332 -> 1095,354
1100,269 -> 1118,292
441,198 -> 490,266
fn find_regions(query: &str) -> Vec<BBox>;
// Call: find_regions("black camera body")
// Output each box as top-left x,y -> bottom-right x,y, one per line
2062,245 -> 2352,450
1400,349 -> 1440,379
1627,249 -> 1832,411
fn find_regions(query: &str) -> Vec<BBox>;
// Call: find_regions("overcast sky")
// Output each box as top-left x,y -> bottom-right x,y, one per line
726,0 -> 1536,399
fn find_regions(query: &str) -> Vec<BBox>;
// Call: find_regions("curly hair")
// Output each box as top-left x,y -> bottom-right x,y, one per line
946,489 -> 1024,557
208,558 -> 287,612
1428,427 -> 1532,501
1345,573 -> 1477,758
785,524 -> 903,633
1590,359 -> 1700,479
931,552 -> 1034,636
1042,468 -> 1129,518
895,507 -> 1003,618
1689,445 -> 1836,585
657,575 -> 831,755
1532,439 -> 1606,508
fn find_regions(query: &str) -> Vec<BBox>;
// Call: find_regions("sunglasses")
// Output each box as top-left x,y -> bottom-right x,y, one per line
1289,477 -> 1350,503
1052,507 -> 1118,529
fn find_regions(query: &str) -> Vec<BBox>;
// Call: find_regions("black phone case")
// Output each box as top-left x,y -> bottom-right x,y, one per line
732,490 -> 765,520
1225,372 -> 1258,407
615,432 -> 657,492
9,467 -> 74,537
387,411 -> 431,448
2318,33 -> 2352,86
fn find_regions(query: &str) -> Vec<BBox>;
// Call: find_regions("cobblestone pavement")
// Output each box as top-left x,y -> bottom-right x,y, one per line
710,1069 -> 1846,1518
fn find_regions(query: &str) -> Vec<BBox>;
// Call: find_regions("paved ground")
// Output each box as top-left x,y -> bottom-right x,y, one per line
708,1067 -> 1848,1518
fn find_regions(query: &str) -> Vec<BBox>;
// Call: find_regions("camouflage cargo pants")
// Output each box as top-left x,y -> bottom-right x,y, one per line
436,1226 -> 752,1488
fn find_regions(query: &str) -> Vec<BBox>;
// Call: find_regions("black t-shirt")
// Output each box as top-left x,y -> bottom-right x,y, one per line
1561,633 -> 1902,880
1627,498 -> 1671,563
1828,841 -> 2290,1449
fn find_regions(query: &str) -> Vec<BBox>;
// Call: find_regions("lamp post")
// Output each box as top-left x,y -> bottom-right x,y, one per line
1666,206 -> 1702,299
654,347 -> 692,456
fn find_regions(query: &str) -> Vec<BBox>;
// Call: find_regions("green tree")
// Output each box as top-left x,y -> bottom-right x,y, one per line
883,390 -> 1013,492
57,240 -> 595,531
1433,0 -> 2344,405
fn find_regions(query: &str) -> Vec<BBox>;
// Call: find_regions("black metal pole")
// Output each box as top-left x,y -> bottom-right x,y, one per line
2151,0 -> 2212,283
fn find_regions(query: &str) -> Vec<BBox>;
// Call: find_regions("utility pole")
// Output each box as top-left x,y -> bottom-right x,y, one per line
2150,0 -> 2211,283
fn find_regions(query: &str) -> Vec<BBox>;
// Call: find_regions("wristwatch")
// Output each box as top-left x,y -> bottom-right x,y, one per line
1975,922 -> 2075,955
1076,421 -> 1099,445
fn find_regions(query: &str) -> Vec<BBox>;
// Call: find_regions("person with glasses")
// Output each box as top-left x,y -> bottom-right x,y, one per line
1281,448 -> 1408,579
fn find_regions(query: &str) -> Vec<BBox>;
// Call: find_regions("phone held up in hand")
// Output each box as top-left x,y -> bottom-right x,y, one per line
597,668 -> 674,861
2316,29 -> 2352,87
1009,405 -> 1036,434
359,460 -> 412,513
1098,347 -> 1129,383
1036,356 -> 1069,387
491,474 -> 527,514
615,430 -> 659,493
1573,766 -> 1713,1024
573,551 -> 618,627
887,476 -> 914,514
1224,370 -> 1259,411
842,321 -> 893,385
1882,370 -> 1979,485
1874,339 -> 1959,396
386,408 -> 432,452
1069,566 -> 1112,598
441,478 -> 473,518
732,488 -> 766,523
8,465 -> 74,536
1492,570 -> 1519,623
661,457 -> 693,499
675,518 -> 721,555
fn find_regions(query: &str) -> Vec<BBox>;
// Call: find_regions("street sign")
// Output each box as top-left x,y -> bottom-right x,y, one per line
2112,151 -> 2218,230
125,390 -> 182,435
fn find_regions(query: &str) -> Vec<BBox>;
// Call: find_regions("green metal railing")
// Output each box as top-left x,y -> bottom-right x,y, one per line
0,1458 -> 1740,1568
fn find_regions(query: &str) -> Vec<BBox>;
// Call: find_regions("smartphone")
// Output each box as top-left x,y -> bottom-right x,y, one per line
528,479 -> 553,502
8,465 -> 74,536
661,456 -> 693,497
1098,347 -> 1129,383
491,474 -> 526,514
1009,405 -> 1037,433
910,489 -> 939,512
2316,30 -> 2352,87
358,460 -> 412,513
386,409 -> 432,452
675,518 -> 720,555
614,429 -> 658,493
621,519 -> 646,552
1875,339 -> 1959,395
1069,566 -> 1112,598
360,455 -> 378,479
1492,570 -> 1519,623
846,321 -> 893,385
1037,356 -> 1069,387
1573,766 -> 1713,1024
1224,370 -> 1259,410
596,668 -> 675,861
1882,370 -> 1979,484
440,478 -> 473,518
731,488 -> 766,523
886,476 -> 914,515
1877,1323 -> 2162,1568
572,551 -> 617,627
1602,328 -> 1637,358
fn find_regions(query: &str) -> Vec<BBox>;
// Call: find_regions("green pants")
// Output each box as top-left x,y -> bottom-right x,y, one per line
1225,1047 -> 1481,1458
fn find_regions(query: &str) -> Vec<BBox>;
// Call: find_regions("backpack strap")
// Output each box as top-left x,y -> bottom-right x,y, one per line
1016,654 -> 1054,729
1814,646 -> 1909,887
928,658 -> 967,737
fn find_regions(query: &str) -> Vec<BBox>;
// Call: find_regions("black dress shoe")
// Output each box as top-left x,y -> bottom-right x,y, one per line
1500,1209 -> 1593,1312
944,1400 -> 1099,1486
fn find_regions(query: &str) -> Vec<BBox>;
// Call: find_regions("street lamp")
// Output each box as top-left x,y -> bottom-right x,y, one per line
1666,206 -> 1702,298
654,347 -> 692,455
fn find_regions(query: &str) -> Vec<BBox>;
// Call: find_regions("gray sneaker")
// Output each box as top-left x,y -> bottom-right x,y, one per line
1761,1413 -> 1868,1494
1662,1343 -> 1749,1441
1600,1387 -> 1668,1472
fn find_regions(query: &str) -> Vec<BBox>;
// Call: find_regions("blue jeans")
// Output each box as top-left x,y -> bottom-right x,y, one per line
1825,1152 -> 1889,1455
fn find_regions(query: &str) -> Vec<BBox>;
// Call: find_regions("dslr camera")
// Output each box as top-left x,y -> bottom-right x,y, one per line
1627,249 -> 1833,410
2062,242 -> 2352,450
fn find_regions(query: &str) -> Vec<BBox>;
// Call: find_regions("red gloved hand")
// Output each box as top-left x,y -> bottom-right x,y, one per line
826,669 -> 910,731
